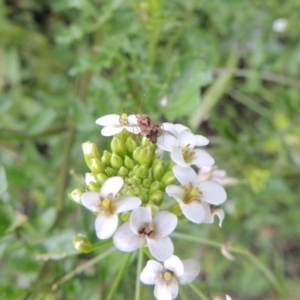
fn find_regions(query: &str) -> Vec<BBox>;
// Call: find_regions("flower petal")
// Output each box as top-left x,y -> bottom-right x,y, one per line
172,165 -> 199,186
162,122 -> 190,137
113,223 -> 144,251
147,236 -> 174,261
140,260 -> 163,285
157,134 -> 177,152
171,148 -> 189,167
199,181 -> 227,205
101,126 -> 123,136
194,134 -> 209,146
81,191 -> 100,212
180,201 -> 206,223
99,176 -> 124,198
179,259 -> 200,284
164,255 -> 184,277
116,196 -> 141,213
96,114 -> 120,126
153,212 -> 177,238
192,149 -> 215,167
127,114 -> 138,125
130,207 -> 152,235
165,185 -> 184,203
154,279 -> 173,300
95,214 -> 118,239
177,130 -> 196,149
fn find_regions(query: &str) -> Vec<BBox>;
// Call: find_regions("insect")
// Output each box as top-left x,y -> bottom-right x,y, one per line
136,113 -> 162,144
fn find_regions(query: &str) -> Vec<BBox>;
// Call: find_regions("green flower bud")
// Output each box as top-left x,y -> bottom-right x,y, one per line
151,159 -> 166,181
141,137 -> 151,147
136,164 -> 149,179
73,234 -> 93,253
111,136 -> 127,157
149,190 -> 163,206
90,158 -> 105,174
140,189 -> 149,204
82,142 -> 100,168
124,156 -> 135,169
68,188 -> 85,204
87,181 -> 100,191
132,146 -> 142,163
105,167 -> 116,177
110,153 -> 123,169
161,171 -> 175,187
150,181 -> 163,193
132,176 -> 142,186
95,173 -> 108,185
139,146 -> 154,166
142,178 -> 152,188
118,166 -> 129,176
101,150 -> 112,166
126,136 -> 138,155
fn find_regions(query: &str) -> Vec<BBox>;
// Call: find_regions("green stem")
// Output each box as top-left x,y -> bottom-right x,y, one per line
135,248 -> 144,300
52,247 -> 115,290
172,232 -> 286,299
106,252 -> 133,300
189,283 -> 210,300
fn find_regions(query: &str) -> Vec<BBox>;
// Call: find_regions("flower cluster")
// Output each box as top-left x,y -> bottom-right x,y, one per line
70,113 -> 228,300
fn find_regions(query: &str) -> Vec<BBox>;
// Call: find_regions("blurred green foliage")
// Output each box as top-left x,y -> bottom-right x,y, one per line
1,0 -> 300,299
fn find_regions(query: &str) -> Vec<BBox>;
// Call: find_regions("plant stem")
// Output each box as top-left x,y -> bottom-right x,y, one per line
189,283 -> 210,300
135,248 -> 144,300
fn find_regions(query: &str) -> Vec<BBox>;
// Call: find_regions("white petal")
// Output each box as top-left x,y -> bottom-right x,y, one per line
147,236 -> 174,261
162,122 -> 190,137
140,260 -> 163,284
172,165 -> 199,186
156,134 -> 177,152
130,207 -> 152,235
180,201 -> 206,223
199,181 -> 227,205
154,279 -> 173,300
96,114 -> 120,126
212,207 -> 225,227
179,259 -> 200,284
99,176 -> 124,198
164,255 -> 184,277
153,212 -> 177,238
82,142 -> 92,155
113,223 -> 144,251
101,126 -> 123,136
194,134 -> 209,146
127,114 -> 138,125
177,131 -> 196,149
116,196 -> 141,213
125,126 -> 140,134
165,185 -> 184,203
171,148 -> 189,167
95,214 -> 118,239
81,191 -> 100,212
192,149 -> 215,167
169,281 -> 179,299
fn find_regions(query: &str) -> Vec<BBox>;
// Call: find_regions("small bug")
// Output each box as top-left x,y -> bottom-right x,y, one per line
136,114 -> 162,144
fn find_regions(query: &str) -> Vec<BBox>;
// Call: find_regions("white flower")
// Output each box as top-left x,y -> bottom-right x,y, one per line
166,165 -> 227,224
113,207 -> 177,261
140,255 -> 200,300
157,129 -> 214,168
202,203 -> 225,227
81,176 -> 141,239
198,166 -> 227,184
95,113 -> 140,136
272,18 -> 288,32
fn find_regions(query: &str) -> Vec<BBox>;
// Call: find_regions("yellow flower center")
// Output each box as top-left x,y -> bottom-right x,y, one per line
182,144 -> 195,163
119,113 -> 129,126
181,183 -> 202,204
99,194 -> 116,216
163,271 -> 173,282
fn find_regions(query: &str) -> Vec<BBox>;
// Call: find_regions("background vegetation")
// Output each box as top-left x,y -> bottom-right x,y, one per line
1,0 -> 299,299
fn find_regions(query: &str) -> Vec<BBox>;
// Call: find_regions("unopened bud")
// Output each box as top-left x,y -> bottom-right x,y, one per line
110,153 -> 123,169
87,181 -> 100,191
149,190 -> 163,206
124,156 -> 135,169
82,142 -> 100,168
73,234 -> 93,253
105,167 -> 116,177
95,173 -> 108,185
132,146 -> 142,163
126,136 -> 138,154
161,171 -> 175,187
68,188 -> 85,204
101,150 -> 112,166
150,181 -> 163,193
118,166 -> 129,176
143,178 -> 152,188
139,146 -> 154,166
136,164 -> 149,179
90,158 -> 105,174
111,136 -> 127,157
151,159 -> 166,181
